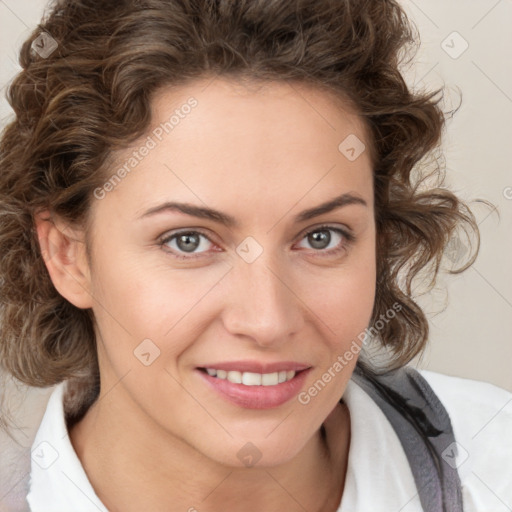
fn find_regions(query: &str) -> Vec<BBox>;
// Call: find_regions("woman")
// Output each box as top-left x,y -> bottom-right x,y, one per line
0,0 -> 511,511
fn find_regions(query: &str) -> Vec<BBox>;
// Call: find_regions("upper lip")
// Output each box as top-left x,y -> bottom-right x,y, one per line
198,360 -> 311,374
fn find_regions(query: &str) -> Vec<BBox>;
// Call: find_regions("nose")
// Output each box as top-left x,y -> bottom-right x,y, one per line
221,252 -> 304,349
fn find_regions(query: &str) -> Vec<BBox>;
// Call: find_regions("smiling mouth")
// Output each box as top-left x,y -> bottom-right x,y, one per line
198,367 -> 303,386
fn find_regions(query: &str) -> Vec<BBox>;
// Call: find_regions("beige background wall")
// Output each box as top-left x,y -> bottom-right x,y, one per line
397,0 -> 512,390
0,0 -> 511,507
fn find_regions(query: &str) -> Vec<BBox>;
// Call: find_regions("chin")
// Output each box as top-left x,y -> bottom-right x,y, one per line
194,431 -> 310,469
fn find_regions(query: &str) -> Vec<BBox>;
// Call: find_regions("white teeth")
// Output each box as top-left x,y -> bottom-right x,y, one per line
242,372 -> 262,386
227,370 -> 242,384
261,372 -> 279,386
204,368 -> 297,386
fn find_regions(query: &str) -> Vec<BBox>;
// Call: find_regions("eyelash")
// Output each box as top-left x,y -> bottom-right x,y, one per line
159,224 -> 355,261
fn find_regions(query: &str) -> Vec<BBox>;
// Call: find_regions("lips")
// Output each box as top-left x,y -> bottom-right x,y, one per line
195,361 -> 312,409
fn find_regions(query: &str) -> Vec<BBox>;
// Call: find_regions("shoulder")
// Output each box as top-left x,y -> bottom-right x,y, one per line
419,370 -> 512,511
418,369 -> 512,441
419,369 -> 512,404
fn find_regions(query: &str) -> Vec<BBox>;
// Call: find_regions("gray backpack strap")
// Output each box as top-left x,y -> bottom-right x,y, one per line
350,363 -> 464,512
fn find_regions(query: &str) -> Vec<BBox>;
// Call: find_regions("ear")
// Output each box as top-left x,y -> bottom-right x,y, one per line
35,210 -> 94,309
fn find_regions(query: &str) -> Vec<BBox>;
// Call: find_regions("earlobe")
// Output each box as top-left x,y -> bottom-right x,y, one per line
35,210 -> 94,309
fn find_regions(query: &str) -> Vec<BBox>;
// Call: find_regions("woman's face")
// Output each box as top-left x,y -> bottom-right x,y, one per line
83,77 -> 376,467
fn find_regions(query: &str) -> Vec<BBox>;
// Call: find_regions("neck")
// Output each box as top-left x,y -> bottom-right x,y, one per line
69,384 -> 350,512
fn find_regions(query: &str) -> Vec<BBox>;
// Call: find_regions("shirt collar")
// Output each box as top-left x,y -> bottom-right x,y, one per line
26,381 -> 108,512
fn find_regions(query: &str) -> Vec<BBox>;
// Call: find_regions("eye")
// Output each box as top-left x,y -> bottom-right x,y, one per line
159,225 -> 354,260
295,225 -> 354,256
160,230 -> 217,259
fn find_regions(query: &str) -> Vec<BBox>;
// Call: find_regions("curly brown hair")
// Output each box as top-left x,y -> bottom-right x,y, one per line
0,0 -> 480,423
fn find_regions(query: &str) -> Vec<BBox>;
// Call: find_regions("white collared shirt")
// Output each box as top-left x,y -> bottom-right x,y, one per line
22,370 -> 512,512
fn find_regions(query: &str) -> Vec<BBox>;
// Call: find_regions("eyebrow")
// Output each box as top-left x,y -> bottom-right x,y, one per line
137,192 -> 367,227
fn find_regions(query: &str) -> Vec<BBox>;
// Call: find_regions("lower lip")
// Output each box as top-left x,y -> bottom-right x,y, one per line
196,368 -> 311,409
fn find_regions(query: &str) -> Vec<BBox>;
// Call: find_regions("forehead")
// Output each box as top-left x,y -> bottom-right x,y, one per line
102,77 -> 374,221
150,77 -> 371,157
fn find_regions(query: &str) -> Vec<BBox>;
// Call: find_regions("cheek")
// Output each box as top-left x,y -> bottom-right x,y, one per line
308,274 -> 375,361
89,247 -> 230,361
302,246 -> 376,348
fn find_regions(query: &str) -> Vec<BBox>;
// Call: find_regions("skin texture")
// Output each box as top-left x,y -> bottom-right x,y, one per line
36,77 -> 376,512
